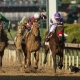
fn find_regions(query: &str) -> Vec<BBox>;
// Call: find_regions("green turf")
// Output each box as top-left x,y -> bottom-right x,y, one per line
5,29 -> 17,40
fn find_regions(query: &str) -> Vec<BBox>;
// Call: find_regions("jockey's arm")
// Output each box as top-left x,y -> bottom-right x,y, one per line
49,24 -> 56,33
0,13 -> 10,31
0,13 -> 9,22
46,24 -> 56,39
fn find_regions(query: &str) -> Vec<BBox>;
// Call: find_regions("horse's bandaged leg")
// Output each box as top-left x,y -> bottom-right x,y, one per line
45,42 -> 49,45
50,50 -> 52,55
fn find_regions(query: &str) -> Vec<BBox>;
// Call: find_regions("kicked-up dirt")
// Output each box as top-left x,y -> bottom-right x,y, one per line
0,61 -> 80,76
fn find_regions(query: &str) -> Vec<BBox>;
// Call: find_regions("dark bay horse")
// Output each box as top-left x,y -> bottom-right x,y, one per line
44,24 -> 64,73
25,22 -> 41,70
0,22 -> 8,73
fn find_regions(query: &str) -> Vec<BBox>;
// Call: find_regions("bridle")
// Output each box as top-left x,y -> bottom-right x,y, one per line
52,25 -> 64,46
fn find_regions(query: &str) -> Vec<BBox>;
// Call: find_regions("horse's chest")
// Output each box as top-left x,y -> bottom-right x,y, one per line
15,35 -> 23,50
0,41 -> 5,51
28,41 -> 40,51
32,41 -> 39,47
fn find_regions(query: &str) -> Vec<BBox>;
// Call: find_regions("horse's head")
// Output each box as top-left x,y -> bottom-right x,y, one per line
17,23 -> 25,35
56,24 -> 64,42
31,22 -> 39,37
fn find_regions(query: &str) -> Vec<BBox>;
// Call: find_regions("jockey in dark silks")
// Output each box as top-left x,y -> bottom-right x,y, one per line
0,13 -> 10,31
0,13 -> 10,73
0,13 -> 10,41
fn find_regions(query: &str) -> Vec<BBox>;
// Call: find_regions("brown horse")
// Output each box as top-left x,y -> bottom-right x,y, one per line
14,23 -> 28,70
43,24 -> 64,73
0,22 -> 8,73
25,22 -> 41,70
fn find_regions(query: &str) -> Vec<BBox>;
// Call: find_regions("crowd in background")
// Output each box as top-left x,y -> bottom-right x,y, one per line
0,0 -> 46,6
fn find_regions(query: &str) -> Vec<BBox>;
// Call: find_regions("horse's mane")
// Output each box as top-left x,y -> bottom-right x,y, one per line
32,22 -> 39,29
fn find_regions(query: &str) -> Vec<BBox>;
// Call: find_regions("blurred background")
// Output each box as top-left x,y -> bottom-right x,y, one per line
0,0 -> 80,24
0,0 -> 80,42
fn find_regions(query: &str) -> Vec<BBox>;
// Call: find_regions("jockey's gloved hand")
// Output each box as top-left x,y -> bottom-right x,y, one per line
57,22 -> 63,26
46,32 -> 51,42
8,29 -> 10,32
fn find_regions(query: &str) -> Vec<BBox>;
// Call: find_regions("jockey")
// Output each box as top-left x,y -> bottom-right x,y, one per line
23,19 -> 31,33
0,13 -> 10,32
28,13 -> 40,25
46,12 -> 65,41
28,13 -> 41,41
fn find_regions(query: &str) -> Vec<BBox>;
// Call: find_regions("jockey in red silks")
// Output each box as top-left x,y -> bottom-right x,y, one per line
25,13 -> 40,32
46,12 -> 66,42
28,13 -> 42,41
28,13 -> 40,25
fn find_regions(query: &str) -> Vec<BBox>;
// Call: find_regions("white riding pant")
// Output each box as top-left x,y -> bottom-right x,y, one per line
49,25 -> 56,33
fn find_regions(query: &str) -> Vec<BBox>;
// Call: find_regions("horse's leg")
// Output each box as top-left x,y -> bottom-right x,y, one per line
43,45 -> 49,64
16,49 -> 24,71
34,51 -> 39,69
21,44 -> 27,68
27,51 -> 31,67
20,50 -> 25,70
52,54 -> 56,73
0,55 -> 2,68
34,52 -> 36,60
0,51 -> 5,73
43,49 -> 49,64
24,52 -> 27,69
58,54 -> 63,70
16,49 -> 21,63
25,51 -> 34,73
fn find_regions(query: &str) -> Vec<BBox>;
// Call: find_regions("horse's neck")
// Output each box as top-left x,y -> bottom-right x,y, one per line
31,32 -> 36,40
0,22 -> 3,42
27,32 -> 36,42
50,33 -> 59,43
16,32 -> 23,41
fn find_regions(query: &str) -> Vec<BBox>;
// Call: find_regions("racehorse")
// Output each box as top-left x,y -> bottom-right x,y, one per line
25,22 -> 41,70
43,24 -> 64,73
14,23 -> 28,71
0,22 -> 8,73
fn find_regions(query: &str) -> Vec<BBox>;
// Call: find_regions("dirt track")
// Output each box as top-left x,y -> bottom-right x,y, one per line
1,46 -> 80,77
0,62 -> 80,77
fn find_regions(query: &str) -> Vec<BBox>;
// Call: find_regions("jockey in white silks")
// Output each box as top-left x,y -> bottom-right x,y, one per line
46,12 -> 66,41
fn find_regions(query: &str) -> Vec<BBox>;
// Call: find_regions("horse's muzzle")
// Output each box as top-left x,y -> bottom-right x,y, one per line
58,36 -> 63,41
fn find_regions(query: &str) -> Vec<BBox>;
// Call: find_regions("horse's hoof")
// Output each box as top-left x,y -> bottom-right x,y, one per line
25,68 -> 32,73
24,65 -> 27,69
34,66 -> 38,69
43,60 -> 47,64
58,63 -> 63,70
0,69 -> 5,73
18,67 -> 24,72
34,67 -> 38,69
59,67 -> 62,70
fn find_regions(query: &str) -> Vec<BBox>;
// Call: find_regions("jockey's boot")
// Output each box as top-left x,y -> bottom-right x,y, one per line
0,67 -> 5,73
46,32 -> 51,42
